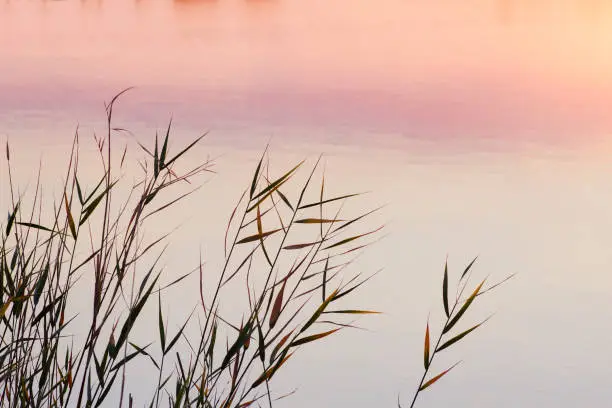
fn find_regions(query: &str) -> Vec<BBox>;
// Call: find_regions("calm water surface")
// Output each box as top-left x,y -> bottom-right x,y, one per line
1,1 -> 611,407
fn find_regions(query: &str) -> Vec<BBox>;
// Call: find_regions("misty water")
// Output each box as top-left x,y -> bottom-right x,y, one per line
1,1 -> 611,407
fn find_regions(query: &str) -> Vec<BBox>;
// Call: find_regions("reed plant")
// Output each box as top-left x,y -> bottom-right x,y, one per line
1,91 -> 509,407
0,91 -> 383,407
400,259 -> 514,407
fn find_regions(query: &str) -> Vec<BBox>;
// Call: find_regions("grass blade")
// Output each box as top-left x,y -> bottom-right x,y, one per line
290,328 -> 340,347
236,229 -> 282,245
5,202 -> 19,236
164,133 -> 208,169
437,319 -> 487,352
269,280 -> 286,329
298,193 -> 360,210
64,192 -> 77,239
158,293 -> 166,352
295,218 -> 343,224
424,320 -> 430,370
460,256 -> 478,281
300,289 -> 338,334
443,279 -> 485,334
419,362 -> 461,391
323,226 -> 383,250
443,260 -> 449,318
250,154 -> 264,199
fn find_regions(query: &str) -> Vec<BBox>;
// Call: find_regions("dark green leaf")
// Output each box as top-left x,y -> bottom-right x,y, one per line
437,320 -> 486,352
460,256 -> 478,281
158,293 -> 166,352
298,193 -> 360,210
300,289 -> 338,334
275,189 -> 293,211
250,154 -> 263,199
64,193 -> 77,239
295,218 -> 342,224
443,279 -> 485,334
290,329 -> 340,347
323,225 -> 383,250
221,321 -> 252,369
164,317 -> 189,355
76,177 -> 84,205
15,222 -> 53,233
5,202 -> 19,236
164,133 -> 208,169
160,119 -> 171,169
33,263 -> 49,305
236,229 -> 282,245
443,260 -> 449,318
252,161 -> 303,201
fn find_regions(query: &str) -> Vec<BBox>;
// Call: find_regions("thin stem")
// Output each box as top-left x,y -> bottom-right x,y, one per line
408,291 -> 461,408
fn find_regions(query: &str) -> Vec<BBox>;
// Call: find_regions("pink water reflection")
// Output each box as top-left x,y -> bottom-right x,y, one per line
1,0 -> 612,143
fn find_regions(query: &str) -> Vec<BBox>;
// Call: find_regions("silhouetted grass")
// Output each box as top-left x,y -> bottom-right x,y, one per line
0,91 -> 384,407
400,259 -> 514,408
1,91 -> 509,408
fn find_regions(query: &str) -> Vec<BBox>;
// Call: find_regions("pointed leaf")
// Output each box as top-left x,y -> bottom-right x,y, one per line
158,293 -> 166,352
437,320 -> 487,352
0,300 -> 11,320
16,222 -> 53,232
159,119 -> 171,169
443,279 -> 485,334
164,317 -> 190,355
154,134 -> 159,178
322,309 -> 380,315
257,205 -> 273,266
221,321 -> 252,369
164,133 -> 207,169
76,178 -> 84,205
460,256 -> 478,281
246,177 -> 291,213
443,260 -> 450,318
270,330 -> 293,364
282,241 -> 322,250
33,263 -> 49,305
323,225 -> 383,250
236,229 -> 282,245
419,362 -> 461,391
424,321 -> 430,369
298,193 -> 360,210
252,351 -> 294,388
64,193 -> 77,239
256,321 -> 265,362
275,189 -> 293,211
300,289 -> 338,334
322,256 -> 329,302
80,181 -> 118,226
252,161 -> 303,201
6,202 -> 19,236
250,155 -> 263,199
290,328 -> 340,347
295,218 -> 343,224
269,280 -> 286,329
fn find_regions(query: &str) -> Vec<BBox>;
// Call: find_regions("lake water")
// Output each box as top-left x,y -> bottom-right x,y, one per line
1,1 -> 611,407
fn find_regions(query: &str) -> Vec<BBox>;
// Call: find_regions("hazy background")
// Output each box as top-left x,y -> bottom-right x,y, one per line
1,1 -> 611,407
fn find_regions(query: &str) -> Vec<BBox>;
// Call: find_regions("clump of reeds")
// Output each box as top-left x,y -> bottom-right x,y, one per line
0,90 -> 383,407
400,258 -> 514,407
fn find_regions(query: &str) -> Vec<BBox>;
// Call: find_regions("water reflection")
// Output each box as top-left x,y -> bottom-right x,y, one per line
1,0 -> 612,146
173,0 -> 218,6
